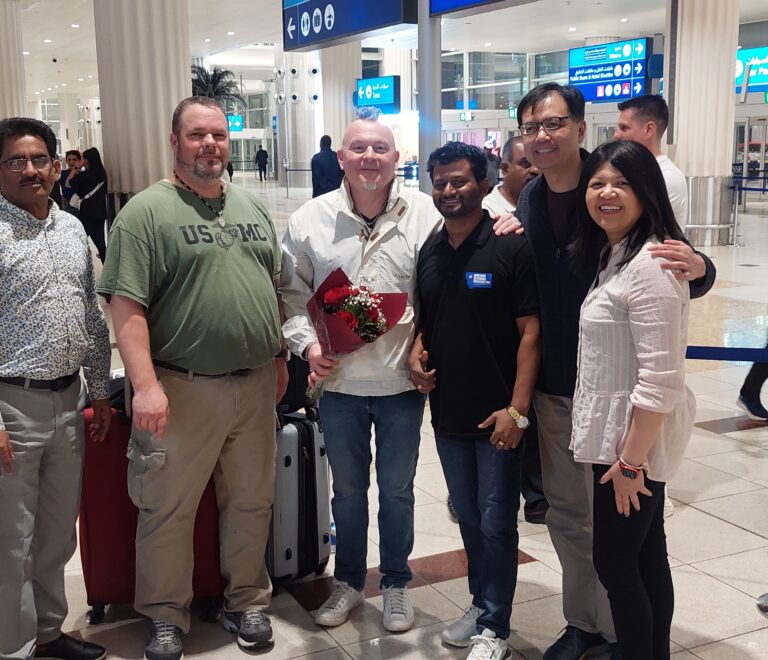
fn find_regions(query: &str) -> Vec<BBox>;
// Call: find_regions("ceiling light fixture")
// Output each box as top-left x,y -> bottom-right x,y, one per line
43,38 -> 52,43
227,31 -> 235,36
484,42 -> 492,47
78,77 -> 84,81
204,38 -> 211,42
620,17 -> 628,22
61,83 -> 67,86
568,27 -> 576,32
47,87 -> 52,91
22,50 -> 29,55
88,74 -> 93,78
71,23 -> 80,28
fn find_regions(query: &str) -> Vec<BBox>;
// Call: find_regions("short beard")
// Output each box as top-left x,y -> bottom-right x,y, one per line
361,181 -> 379,191
176,157 -> 223,181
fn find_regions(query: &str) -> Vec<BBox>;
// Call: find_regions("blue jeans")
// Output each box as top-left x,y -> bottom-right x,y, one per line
436,433 -> 522,639
319,389 -> 424,591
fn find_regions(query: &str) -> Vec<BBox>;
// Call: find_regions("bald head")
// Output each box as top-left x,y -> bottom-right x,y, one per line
341,119 -> 395,150
338,119 -> 400,195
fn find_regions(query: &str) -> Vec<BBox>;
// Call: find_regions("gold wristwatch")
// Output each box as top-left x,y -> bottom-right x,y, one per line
506,405 -> 530,429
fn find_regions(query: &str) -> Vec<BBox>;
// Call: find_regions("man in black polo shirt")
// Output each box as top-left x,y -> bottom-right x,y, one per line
410,142 -> 540,660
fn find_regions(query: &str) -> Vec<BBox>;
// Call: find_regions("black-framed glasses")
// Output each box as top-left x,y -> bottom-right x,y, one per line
0,156 -> 53,172
519,116 -> 572,136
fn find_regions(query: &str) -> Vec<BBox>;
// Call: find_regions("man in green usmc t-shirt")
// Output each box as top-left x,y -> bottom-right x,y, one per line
98,96 -> 289,660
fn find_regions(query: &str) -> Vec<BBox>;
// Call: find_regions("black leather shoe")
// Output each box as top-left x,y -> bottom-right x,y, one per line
35,634 -> 106,660
543,626 -> 606,660
524,506 -> 549,525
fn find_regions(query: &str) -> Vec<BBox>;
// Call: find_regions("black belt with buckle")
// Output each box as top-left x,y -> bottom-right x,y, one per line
0,371 -> 79,391
152,360 -> 251,378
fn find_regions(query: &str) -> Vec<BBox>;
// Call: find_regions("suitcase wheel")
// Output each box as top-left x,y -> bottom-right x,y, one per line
315,558 -> 329,576
86,604 -> 106,625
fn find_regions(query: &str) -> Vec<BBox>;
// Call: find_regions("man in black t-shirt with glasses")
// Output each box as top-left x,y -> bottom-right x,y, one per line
410,142 -> 540,660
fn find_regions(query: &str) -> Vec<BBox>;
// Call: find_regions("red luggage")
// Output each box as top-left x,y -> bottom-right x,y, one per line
78,408 -> 225,623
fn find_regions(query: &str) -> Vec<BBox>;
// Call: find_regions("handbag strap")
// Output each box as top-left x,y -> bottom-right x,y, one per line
81,180 -> 104,201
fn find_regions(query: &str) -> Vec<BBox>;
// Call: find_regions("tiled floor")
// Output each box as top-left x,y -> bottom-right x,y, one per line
66,185 -> 768,658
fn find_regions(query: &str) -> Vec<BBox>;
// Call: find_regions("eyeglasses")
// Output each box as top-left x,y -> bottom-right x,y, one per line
0,156 -> 53,172
519,116 -> 572,136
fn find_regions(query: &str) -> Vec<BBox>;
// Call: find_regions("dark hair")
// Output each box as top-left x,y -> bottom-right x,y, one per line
82,147 -> 107,181
569,140 -> 686,275
320,134 -> 332,149
501,135 -> 524,163
617,94 -> 669,135
0,117 -> 57,159
65,149 -> 81,160
427,141 -> 487,184
171,96 -> 226,136
516,83 -> 585,124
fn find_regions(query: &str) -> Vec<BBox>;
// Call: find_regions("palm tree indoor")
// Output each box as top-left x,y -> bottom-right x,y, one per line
191,65 -> 247,109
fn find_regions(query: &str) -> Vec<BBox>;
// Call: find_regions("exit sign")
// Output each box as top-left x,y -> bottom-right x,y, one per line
764,91 -> 768,104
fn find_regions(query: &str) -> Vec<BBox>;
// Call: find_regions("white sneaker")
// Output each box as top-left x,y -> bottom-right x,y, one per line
382,586 -> 414,632
442,604 -> 484,647
466,629 -> 510,660
663,485 -> 674,519
314,580 -> 364,627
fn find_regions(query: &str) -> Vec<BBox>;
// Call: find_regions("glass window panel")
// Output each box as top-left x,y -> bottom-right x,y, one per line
441,53 -> 464,89
468,52 -> 525,85
534,50 -> 568,77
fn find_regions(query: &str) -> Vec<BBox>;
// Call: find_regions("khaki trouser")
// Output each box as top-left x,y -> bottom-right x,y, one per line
534,391 -> 615,641
129,362 -> 276,632
0,379 -> 85,659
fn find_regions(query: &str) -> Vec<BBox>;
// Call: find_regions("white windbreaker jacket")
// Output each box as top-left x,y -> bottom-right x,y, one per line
280,178 -> 442,396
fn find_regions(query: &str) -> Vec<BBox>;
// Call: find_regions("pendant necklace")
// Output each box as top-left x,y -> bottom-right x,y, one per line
174,171 -> 226,227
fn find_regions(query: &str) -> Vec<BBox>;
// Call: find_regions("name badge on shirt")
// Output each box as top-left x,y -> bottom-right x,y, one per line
465,272 -> 493,289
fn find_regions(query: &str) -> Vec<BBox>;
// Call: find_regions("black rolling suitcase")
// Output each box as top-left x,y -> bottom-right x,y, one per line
267,408 -> 331,586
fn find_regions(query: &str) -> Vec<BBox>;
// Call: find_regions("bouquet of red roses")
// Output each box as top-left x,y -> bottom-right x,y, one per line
305,268 -> 408,397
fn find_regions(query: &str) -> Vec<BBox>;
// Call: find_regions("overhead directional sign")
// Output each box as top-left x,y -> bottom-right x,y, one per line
353,75 -> 401,114
430,0 -> 537,17
283,0 -> 417,52
735,46 -> 768,93
227,114 -> 243,132
569,38 -> 651,103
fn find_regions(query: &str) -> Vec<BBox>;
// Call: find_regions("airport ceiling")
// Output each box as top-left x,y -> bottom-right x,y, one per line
19,0 -> 768,101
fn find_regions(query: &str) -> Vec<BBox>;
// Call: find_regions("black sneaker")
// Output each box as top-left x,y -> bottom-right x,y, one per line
221,609 -> 273,648
144,620 -> 182,660
543,626 -> 606,660
34,634 -> 106,660
738,394 -> 768,421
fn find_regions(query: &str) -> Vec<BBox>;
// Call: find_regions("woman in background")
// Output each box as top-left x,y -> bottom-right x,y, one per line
569,140 -> 695,660
72,147 -> 108,262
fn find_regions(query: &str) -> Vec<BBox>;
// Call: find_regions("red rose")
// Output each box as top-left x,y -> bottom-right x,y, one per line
324,285 -> 350,307
338,309 -> 359,329
366,307 -> 379,321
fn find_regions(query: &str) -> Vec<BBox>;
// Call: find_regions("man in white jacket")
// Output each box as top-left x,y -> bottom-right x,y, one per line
281,112 -> 514,633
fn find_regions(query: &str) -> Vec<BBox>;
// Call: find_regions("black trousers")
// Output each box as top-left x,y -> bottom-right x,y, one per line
80,216 -> 106,263
257,164 -> 267,181
741,341 -> 768,399
592,464 -> 672,660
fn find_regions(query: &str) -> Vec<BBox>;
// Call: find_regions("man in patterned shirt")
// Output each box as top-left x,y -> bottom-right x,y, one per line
0,117 -> 111,660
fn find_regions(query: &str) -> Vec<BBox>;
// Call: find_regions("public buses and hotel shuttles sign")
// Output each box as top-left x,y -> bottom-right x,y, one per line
282,0 -> 417,52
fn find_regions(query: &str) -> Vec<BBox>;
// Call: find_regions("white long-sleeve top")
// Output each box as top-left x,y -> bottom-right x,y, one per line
571,238 -> 695,482
280,178 -> 442,396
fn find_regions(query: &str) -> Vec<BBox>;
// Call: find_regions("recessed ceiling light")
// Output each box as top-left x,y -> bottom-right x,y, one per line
449,47 -> 456,52
71,23 -> 80,28
620,17 -> 628,23
34,91 -> 39,94
88,74 -> 93,78
484,42 -> 492,47
22,50 -> 30,55
61,83 -> 67,87
47,87 -> 52,91
568,27 -> 576,32
78,77 -> 84,81
204,38 -> 211,42
55,85 -> 59,88
43,38 -> 52,43
227,31 -> 235,36
737,45 -> 742,49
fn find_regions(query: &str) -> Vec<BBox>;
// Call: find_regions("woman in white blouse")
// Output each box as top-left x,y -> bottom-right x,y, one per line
569,140 -> 695,660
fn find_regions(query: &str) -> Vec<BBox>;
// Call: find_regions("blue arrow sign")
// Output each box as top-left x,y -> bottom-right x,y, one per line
569,38 -> 650,103
283,0 -> 416,52
227,114 -> 244,132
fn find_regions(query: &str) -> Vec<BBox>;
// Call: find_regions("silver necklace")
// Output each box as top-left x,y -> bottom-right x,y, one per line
174,171 -> 226,227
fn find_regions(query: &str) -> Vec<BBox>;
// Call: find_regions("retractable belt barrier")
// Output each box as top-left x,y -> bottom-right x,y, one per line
686,346 -> 768,362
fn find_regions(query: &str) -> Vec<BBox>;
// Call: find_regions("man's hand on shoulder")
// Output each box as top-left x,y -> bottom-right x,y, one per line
132,382 -> 170,439
648,240 -> 706,281
492,212 -> 524,236
0,430 -> 14,475
89,398 -> 112,443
